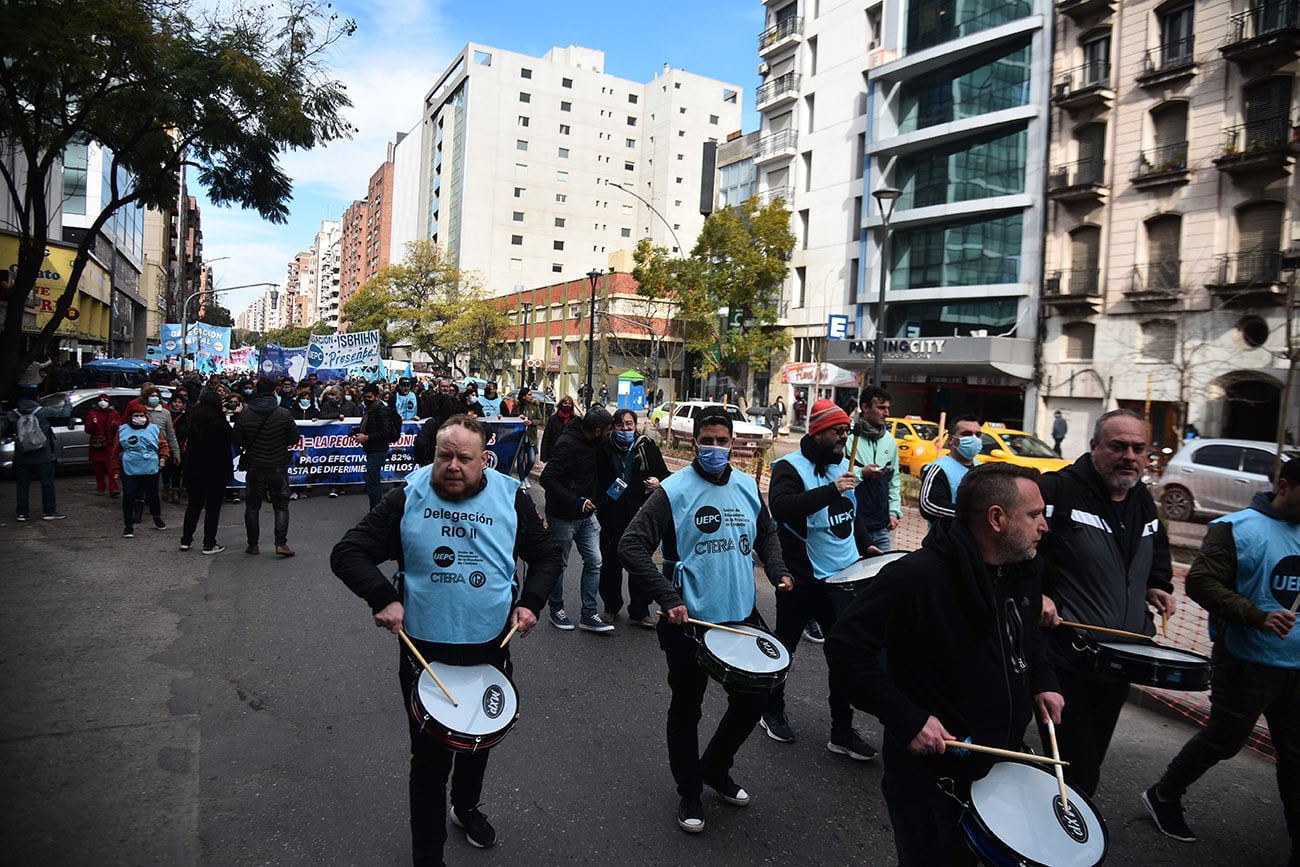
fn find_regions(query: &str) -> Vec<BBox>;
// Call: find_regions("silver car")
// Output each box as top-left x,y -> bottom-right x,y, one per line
1156,438 -> 1297,521
2,387 -> 173,471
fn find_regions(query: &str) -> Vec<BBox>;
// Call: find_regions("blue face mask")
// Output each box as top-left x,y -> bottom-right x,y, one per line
614,429 -> 634,447
298,399 -> 311,409
955,435 -> 983,461
243,388 -> 253,396
697,445 -> 731,474
146,396 -> 160,407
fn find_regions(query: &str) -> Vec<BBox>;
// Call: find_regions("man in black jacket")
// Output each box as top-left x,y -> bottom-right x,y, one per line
232,378 -> 301,556
826,463 -> 1062,866
356,381 -> 399,510
539,405 -> 613,632
1036,408 -> 1176,797
330,414 -> 562,866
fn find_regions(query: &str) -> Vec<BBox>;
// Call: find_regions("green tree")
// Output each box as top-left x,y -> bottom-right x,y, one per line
264,325 -> 312,347
199,303 -> 234,328
0,0 -> 355,399
239,330 -> 264,348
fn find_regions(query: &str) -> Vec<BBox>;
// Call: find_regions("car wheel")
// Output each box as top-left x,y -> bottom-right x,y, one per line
1161,486 -> 1194,522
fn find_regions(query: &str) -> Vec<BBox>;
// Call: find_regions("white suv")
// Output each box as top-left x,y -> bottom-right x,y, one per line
654,401 -> 774,453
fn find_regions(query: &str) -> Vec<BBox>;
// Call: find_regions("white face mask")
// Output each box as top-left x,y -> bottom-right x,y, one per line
131,415 -> 148,426
97,400 -> 109,410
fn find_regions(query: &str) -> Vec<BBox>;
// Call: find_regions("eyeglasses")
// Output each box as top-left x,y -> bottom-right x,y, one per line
829,426 -> 850,437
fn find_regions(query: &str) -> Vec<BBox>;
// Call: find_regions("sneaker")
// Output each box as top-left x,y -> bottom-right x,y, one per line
803,620 -> 825,644
275,545 -> 295,557
15,514 -> 28,522
760,713 -> 796,743
450,806 -> 497,849
599,611 -> 617,624
203,545 -> 226,555
179,542 -> 192,551
246,545 -> 260,555
703,773 -> 750,807
123,525 -> 134,538
629,613 -> 658,629
153,516 -> 167,530
328,491 -> 339,498
828,729 -> 878,762
677,796 -> 705,834
289,493 -> 299,500
43,512 -> 66,521
549,609 -> 575,630
1142,786 -> 1196,842
579,613 -> 615,633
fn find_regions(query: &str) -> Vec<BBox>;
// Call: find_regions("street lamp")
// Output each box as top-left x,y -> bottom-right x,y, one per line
871,187 -> 902,389
585,269 -> 603,407
605,181 -> 684,254
179,281 -> 277,372
519,298 -> 533,390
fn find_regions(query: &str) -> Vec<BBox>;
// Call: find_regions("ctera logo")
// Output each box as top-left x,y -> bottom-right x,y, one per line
694,506 -> 723,534
432,546 -> 456,568
482,684 -> 506,719
468,571 -> 487,588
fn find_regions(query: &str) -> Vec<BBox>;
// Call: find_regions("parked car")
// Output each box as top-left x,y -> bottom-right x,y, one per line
887,416 -> 941,476
648,401 -> 674,428
921,423 -> 1070,475
653,401 -> 774,453
2,387 -> 173,471
1157,438 -> 1298,521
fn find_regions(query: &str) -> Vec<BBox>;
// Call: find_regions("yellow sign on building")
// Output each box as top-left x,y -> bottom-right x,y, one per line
0,236 -> 110,343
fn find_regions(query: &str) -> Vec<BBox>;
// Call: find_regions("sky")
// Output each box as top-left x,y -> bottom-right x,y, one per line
204,0 -> 766,318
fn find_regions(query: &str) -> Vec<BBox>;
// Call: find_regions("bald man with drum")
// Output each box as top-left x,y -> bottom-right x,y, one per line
331,414 -> 562,866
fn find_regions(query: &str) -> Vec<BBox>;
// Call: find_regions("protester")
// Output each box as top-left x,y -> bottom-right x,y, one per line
540,395 -> 577,462
514,387 -> 546,490
85,393 -> 122,497
179,391 -> 234,554
4,391 -> 72,521
112,405 -> 171,537
356,381 -> 400,510
232,378 -> 300,557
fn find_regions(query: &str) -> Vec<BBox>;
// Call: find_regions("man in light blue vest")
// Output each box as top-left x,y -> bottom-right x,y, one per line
476,381 -> 502,418
1143,458 -> 1300,856
331,414 -> 562,866
621,410 -> 792,835
390,377 -> 420,421
918,414 -> 983,529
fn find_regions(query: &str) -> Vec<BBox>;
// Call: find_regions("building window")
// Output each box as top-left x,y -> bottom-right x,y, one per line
516,139 -> 528,151
625,160 -> 635,171
512,211 -> 524,222
555,193 -> 567,203
675,177 -> 683,184
514,186 -> 525,198
555,217 -> 566,228
906,0 -> 1032,52
1082,32 -> 1111,89
677,153 -> 684,160
620,227 -> 632,238
898,127 -> 1028,208
510,257 -> 523,271
724,89 -> 738,103
553,263 -> 564,273
627,116 -> 637,126
515,163 -> 527,176
900,40 -> 1031,133
1062,322 -> 1095,361
473,50 -> 492,65
621,203 -> 634,216
556,170 -> 569,182
626,138 -> 636,148
1141,319 -> 1177,363
518,116 -> 529,127
511,234 -> 524,246
562,77 -> 572,88
554,240 -> 565,251
558,147 -> 569,158
628,93 -> 639,103
710,114 -> 719,125
893,212 -> 1023,289
560,101 -> 572,112
679,106 -> 687,114
1158,5 -> 1194,68
559,124 -> 571,135
520,67 -> 532,79
519,91 -> 531,103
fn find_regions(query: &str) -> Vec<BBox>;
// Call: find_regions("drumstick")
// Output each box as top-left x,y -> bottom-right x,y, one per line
942,740 -> 1069,766
499,621 -> 521,649
1161,610 -> 1169,639
1059,620 -> 1152,642
397,629 -> 458,707
1046,719 -> 1069,810
655,611 -> 763,638
1289,593 -> 1300,614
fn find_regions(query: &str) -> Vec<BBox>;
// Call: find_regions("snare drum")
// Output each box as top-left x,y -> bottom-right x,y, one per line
695,625 -> 791,693
1088,641 -> 1213,691
408,662 -> 519,752
823,551 -> 910,614
960,761 -> 1108,867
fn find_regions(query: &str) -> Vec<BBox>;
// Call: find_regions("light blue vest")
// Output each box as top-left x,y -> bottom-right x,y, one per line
1210,506 -> 1300,668
477,396 -> 502,418
117,423 -> 161,476
924,454 -> 973,526
400,465 -> 520,644
772,451 -> 858,578
662,466 -> 762,623
393,392 -> 418,420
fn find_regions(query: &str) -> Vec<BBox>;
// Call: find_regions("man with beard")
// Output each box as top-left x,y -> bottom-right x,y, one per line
331,415 -> 562,866
758,399 -> 876,760
826,463 -> 1062,865
1036,408 -> 1176,797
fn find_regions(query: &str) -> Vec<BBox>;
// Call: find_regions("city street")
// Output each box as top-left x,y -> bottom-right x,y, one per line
0,472 -> 1290,866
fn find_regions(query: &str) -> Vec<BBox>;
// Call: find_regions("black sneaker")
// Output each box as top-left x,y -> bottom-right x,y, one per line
803,620 -> 825,644
760,712 -> 796,743
179,542 -> 192,551
15,514 -> 28,522
677,796 -> 705,833
450,806 -> 497,849
702,773 -> 750,807
202,544 -> 226,555
153,515 -> 167,530
828,729 -> 878,761
123,525 -> 134,538
1142,785 -> 1196,842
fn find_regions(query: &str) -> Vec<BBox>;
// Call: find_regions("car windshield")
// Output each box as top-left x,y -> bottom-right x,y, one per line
998,432 -> 1059,458
909,423 -> 940,440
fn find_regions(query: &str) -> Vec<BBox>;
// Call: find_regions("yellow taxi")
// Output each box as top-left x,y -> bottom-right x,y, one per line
914,422 -> 1070,475
887,416 -> 942,476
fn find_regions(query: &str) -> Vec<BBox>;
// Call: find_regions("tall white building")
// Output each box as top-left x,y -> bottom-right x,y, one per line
418,44 -> 743,294
311,220 -> 342,328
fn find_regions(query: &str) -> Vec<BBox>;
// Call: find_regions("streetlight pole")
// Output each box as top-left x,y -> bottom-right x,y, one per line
519,299 -> 533,390
605,181 -> 684,254
179,281 -> 277,372
871,187 -> 901,389
585,269 -> 603,407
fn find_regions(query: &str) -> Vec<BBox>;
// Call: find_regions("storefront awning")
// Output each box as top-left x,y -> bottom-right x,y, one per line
780,362 -> 862,388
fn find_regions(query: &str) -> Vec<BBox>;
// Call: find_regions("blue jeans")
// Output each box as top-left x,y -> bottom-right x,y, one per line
547,513 -> 602,618
14,460 -> 56,517
868,527 -> 893,552
516,441 -> 536,482
364,450 -> 386,509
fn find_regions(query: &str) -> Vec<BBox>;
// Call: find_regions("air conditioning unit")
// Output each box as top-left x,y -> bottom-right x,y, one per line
758,61 -> 770,75
1054,82 -> 1070,99
868,48 -> 897,69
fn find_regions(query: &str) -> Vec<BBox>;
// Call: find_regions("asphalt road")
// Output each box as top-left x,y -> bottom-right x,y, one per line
0,472 -> 1290,866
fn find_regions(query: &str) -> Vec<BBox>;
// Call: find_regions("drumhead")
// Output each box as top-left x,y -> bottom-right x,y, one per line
823,551 -> 910,586
701,626 -> 791,674
1098,642 -> 1209,664
415,663 -> 518,737
969,762 -> 1107,867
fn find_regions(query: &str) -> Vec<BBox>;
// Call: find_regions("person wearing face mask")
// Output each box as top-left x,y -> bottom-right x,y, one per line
125,384 -> 181,524
513,388 -> 546,490
918,414 -> 984,530
390,378 -> 419,421
594,409 -> 670,627
619,411 -> 791,834
86,393 -> 122,497
232,378 -> 301,557
164,392 -> 190,504
845,386 -> 901,556
476,381 -> 502,418
112,407 -> 171,537
540,396 -> 577,463
287,388 -> 320,500
355,381 -> 400,510
276,377 -> 298,411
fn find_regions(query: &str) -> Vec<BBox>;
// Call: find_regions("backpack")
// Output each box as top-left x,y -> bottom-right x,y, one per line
15,409 -> 47,453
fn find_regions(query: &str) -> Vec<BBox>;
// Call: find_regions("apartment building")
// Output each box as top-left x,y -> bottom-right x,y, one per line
307,221 -> 341,329
1040,0 -> 1299,451
338,142 -> 398,328
417,43 -> 742,295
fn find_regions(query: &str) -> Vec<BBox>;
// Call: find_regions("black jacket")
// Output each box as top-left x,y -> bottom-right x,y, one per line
826,522 -> 1058,782
231,396 -> 299,469
539,423 -> 600,519
540,411 -> 575,462
358,399 -> 399,454
768,435 -> 852,585
593,433 -> 670,527
182,412 -> 234,486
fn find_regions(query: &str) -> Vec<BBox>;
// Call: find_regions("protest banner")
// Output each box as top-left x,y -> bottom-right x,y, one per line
306,331 -> 382,371
258,345 -> 309,381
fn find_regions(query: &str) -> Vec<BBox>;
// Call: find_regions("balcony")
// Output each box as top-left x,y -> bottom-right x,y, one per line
1055,0 -> 1116,20
754,129 -> 798,166
1048,158 -> 1107,203
1213,117 -> 1295,176
756,72 -> 800,111
1052,63 -> 1114,112
1136,39 -> 1197,88
1042,269 -> 1102,313
1208,251 -> 1288,305
758,16 -> 803,58
1221,1 -> 1300,66
758,186 -> 794,207
1133,142 -> 1191,189
1125,262 -> 1184,302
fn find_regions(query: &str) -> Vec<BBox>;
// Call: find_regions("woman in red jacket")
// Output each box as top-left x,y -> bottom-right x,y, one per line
86,393 -> 121,496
